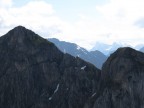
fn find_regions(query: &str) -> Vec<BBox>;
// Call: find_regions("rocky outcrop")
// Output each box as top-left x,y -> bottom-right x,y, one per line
0,26 -> 100,108
85,47 -> 144,108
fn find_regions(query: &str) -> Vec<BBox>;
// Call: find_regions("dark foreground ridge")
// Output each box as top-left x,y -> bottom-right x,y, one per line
0,26 -> 144,108
0,26 -> 100,108
85,47 -> 144,108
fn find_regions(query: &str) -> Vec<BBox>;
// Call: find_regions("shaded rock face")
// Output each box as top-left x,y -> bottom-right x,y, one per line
86,47 -> 144,108
0,26 -> 100,108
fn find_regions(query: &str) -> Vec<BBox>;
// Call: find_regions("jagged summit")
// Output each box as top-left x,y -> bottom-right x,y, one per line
6,26 -> 34,38
8,26 -> 34,35
101,47 -> 144,81
11,25 -> 27,31
0,26 -> 54,52
105,47 -> 144,67
111,47 -> 139,57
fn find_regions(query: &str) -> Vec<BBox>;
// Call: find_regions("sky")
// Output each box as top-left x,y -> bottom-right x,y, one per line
0,0 -> 144,50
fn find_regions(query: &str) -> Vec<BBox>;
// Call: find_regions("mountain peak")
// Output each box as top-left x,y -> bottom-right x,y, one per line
13,25 -> 27,30
3,26 -> 51,45
111,47 -> 139,58
7,26 -> 35,38
101,47 -> 144,84
0,26 -> 54,53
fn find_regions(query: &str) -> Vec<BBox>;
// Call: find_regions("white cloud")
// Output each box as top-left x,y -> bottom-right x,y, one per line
0,0 -> 144,50
82,0 -> 144,47
0,0 -> 65,37
54,0 -> 144,49
0,0 -> 12,7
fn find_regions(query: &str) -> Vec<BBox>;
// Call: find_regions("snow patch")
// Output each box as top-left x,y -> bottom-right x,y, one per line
81,49 -> 88,54
106,47 -> 112,51
91,93 -> 96,97
77,54 -> 80,57
81,66 -> 86,70
77,46 -> 81,50
48,83 -> 60,101
54,83 -> 59,93
49,97 -> 52,100
64,49 -> 66,54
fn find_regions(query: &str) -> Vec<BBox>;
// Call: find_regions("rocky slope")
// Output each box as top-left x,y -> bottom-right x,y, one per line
48,38 -> 107,69
85,47 -> 144,108
0,26 -> 100,108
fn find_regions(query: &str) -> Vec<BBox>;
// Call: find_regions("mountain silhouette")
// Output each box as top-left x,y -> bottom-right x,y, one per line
85,47 -> 144,108
0,26 -> 100,108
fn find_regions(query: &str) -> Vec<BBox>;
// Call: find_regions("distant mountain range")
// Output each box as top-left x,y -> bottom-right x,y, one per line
91,42 -> 144,55
91,42 -> 131,55
48,38 -> 107,69
140,47 -> 144,52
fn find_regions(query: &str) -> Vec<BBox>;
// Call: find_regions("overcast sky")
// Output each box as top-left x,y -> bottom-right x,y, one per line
0,0 -> 144,50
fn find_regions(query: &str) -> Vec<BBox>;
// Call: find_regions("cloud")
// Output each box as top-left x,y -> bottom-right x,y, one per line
0,0 -> 64,37
92,0 -> 144,44
96,0 -> 144,22
0,0 -> 91,48
0,0 -> 12,7
58,0 -> 144,49
0,0 -> 144,50
134,18 -> 144,28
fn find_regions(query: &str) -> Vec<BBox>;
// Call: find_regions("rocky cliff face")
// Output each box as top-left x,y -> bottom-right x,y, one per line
85,47 -> 144,108
0,26 -> 100,108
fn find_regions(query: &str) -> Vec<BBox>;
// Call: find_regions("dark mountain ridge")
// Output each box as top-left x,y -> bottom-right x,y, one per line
0,26 -> 100,108
85,47 -> 144,108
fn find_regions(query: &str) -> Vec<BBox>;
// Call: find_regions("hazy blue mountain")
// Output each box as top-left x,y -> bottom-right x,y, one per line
48,38 -> 107,69
91,42 -> 110,55
89,50 -> 107,68
140,47 -> 144,52
91,42 -> 131,55
135,44 -> 144,50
